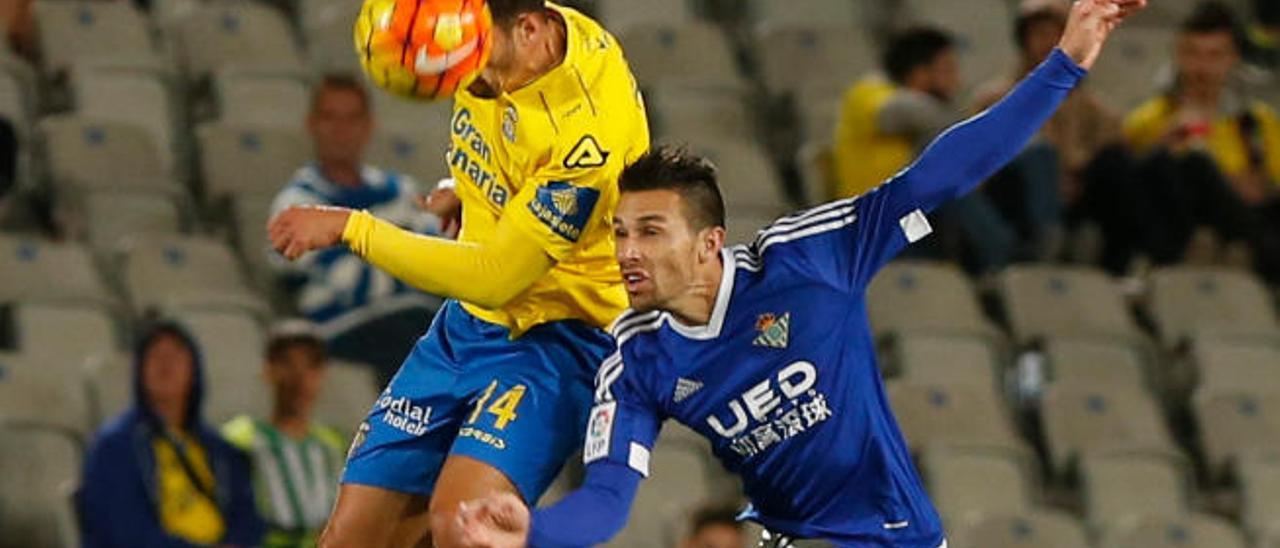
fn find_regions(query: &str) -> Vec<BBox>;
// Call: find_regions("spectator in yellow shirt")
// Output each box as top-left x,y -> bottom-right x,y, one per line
1124,1 -> 1280,279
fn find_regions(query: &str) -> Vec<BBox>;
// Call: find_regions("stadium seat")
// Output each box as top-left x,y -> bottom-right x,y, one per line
0,63 -> 31,139
0,423 -> 82,548
197,122 -> 311,200
751,0 -> 861,29
72,191 -> 186,253
1193,391 -> 1280,479
1240,453 -> 1280,539
116,233 -> 268,317
40,115 -> 175,193
794,86 -> 844,144
685,139 -> 788,216
596,0 -> 692,32
1081,451 -> 1192,532
1149,267 -> 1280,345
646,86 -> 755,143
1097,514 -> 1247,548
13,303 -> 118,374
897,0 -> 1016,96
616,24 -> 747,91
367,131 -> 451,188
33,0 -> 161,78
753,27 -> 875,98
867,261 -> 1003,344
724,212 -> 777,246
949,511 -> 1091,548
71,65 -> 183,172
1086,26 -> 1172,112
886,380 -> 1028,458
894,333 -> 1001,398
171,2 -> 304,81
605,433 -> 722,548
0,352 -> 93,436
1043,337 -> 1147,392
178,309 -> 270,423
0,234 -> 117,309
314,360 -> 379,438
921,446 -> 1035,526
229,193 -> 278,287
369,88 -> 454,134
83,353 -> 130,427
298,0 -> 362,73
214,70 -> 311,129
1040,384 -> 1180,477
1192,338 -> 1280,398
795,140 -> 834,205
998,265 -> 1146,347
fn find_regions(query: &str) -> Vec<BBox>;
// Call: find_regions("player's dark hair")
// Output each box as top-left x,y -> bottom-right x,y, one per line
266,326 -> 327,366
489,0 -> 547,26
686,501 -> 743,538
1181,1 -> 1244,51
311,73 -> 370,115
883,27 -> 954,85
1258,0 -> 1280,26
618,145 -> 726,231
1014,6 -> 1067,52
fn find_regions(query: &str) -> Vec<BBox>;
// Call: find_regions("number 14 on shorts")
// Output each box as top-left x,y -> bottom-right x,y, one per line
468,380 -> 527,430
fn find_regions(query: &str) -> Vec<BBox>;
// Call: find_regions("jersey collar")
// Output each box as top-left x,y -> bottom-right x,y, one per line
667,247 -> 736,340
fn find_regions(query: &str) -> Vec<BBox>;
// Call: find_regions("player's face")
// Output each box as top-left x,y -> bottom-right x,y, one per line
307,88 -> 372,169
141,334 -> 196,412
1024,18 -> 1065,63
265,346 -> 326,417
1176,31 -> 1239,94
681,524 -> 744,548
614,190 -> 707,312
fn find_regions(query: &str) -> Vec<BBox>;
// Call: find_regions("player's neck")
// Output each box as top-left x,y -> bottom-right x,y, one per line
320,161 -> 363,187
484,13 -> 567,94
272,411 -> 311,439
668,256 -> 724,327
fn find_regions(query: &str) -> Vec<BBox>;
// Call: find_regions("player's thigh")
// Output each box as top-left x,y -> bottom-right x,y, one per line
427,454 -> 521,538
320,484 -> 432,548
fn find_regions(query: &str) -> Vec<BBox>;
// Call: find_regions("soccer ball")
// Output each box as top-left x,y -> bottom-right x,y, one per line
354,0 -> 493,101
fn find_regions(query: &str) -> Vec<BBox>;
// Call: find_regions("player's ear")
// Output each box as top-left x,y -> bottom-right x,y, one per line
700,225 -> 725,262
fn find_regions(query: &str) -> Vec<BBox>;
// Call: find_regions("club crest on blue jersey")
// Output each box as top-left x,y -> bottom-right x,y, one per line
528,181 -> 600,242
753,312 -> 791,349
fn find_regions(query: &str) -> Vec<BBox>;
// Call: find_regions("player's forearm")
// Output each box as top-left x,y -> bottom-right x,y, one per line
528,462 -> 642,548
342,210 -> 553,309
905,48 -> 1086,210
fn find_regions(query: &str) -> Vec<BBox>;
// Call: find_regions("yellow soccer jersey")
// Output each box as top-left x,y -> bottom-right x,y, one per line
446,3 -> 649,334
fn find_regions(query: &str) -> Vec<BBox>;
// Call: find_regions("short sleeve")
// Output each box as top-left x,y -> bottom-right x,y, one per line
583,350 -> 662,477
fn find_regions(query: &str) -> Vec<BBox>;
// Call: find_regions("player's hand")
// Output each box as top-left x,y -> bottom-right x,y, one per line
1058,0 -> 1146,70
454,493 -> 530,548
267,205 -> 352,260
417,184 -> 462,236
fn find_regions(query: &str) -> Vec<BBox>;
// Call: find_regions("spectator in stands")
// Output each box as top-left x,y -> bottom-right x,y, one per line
833,27 -> 961,200
973,0 -> 1140,272
79,320 -> 264,548
222,321 -> 344,548
272,74 -> 447,382
1125,1 -> 1280,279
680,502 -> 745,548
1245,0 -> 1280,69
0,0 -> 34,58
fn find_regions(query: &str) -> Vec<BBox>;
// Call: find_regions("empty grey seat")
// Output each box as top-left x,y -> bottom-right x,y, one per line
647,86 -> 755,142
894,333 -> 1000,398
40,115 -> 174,193
171,2 -> 304,80
1194,391 -> 1280,479
0,234 -> 117,308
1081,451 -> 1192,533
950,511 -> 1091,548
314,360 -> 380,438
1041,384 -> 1180,476
616,24 -> 746,91
867,261 -> 1002,343
0,423 -> 82,548
367,130 -> 451,186
1240,453 -> 1280,539
0,353 -> 93,435
1098,514 -> 1247,548
117,234 -> 267,316
34,0 -> 160,77
754,26 -> 875,97
1044,337 -> 1147,391
921,446 -> 1035,526
1149,266 -> 1280,345
13,303 -> 118,375
215,71 -> 311,129
71,66 -> 182,171
1193,338 -> 1280,398
596,0 -> 692,32
998,265 -> 1146,347
687,139 -> 788,216
197,123 -> 311,200
887,380 -> 1028,458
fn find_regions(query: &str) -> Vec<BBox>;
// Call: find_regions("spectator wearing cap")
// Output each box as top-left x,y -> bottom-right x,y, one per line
79,321 -> 265,548
272,74 -> 456,382
1124,1 -> 1280,279
680,501 -> 746,548
222,321 -> 345,548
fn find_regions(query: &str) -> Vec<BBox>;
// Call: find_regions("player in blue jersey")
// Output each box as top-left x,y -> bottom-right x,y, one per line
444,1 -> 1144,546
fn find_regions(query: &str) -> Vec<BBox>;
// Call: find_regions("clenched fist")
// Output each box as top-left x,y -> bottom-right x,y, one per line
267,205 -> 353,260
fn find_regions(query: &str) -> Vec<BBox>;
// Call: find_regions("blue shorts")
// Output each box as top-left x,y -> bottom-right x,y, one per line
341,300 -> 614,502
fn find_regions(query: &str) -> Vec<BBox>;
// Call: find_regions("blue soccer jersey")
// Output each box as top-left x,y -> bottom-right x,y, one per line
526,49 -> 1087,548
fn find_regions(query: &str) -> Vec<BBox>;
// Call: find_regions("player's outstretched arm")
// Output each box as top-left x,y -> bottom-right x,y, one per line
268,205 -> 554,310
897,0 -> 1143,212
452,462 -> 643,548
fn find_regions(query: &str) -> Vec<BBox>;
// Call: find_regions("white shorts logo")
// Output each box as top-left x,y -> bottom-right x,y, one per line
583,402 -> 616,464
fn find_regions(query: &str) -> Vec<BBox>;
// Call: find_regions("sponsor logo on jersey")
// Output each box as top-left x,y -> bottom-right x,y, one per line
450,108 -> 509,207
346,421 -> 371,460
502,106 -> 518,143
376,392 -> 432,437
753,312 -> 791,349
528,181 -> 600,242
705,361 -> 834,458
583,401 -> 617,463
673,378 -> 704,403
563,135 -> 608,169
